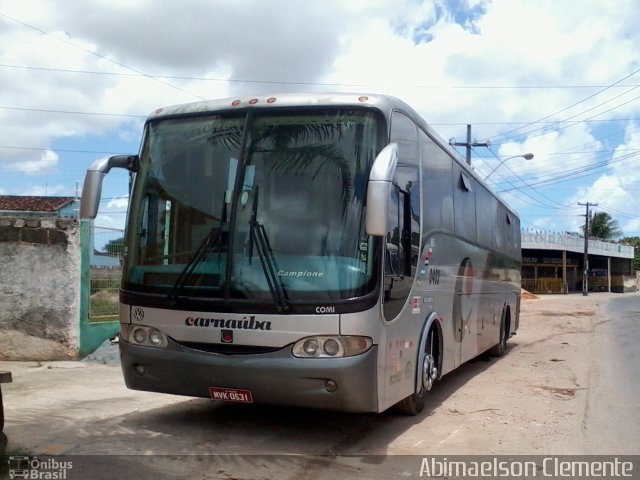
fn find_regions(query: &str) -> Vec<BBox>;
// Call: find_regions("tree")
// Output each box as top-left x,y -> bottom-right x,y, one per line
104,237 -> 124,256
621,236 -> 640,272
584,211 -> 622,240
207,117 -> 354,211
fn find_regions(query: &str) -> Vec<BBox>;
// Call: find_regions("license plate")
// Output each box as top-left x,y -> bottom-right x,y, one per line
209,387 -> 254,403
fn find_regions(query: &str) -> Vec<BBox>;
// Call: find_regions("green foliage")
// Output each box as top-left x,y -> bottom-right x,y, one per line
104,237 -> 124,255
207,118 -> 356,210
621,236 -> 640,271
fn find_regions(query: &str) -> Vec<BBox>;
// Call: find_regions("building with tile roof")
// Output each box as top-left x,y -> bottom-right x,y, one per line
0,196 -> 78,218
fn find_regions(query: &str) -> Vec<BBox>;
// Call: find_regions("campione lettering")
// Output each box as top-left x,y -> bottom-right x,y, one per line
184,316 -> 271,331
277,270 -> 324,278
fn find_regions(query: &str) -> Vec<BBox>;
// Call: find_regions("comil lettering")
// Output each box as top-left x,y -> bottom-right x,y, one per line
315,306 -> 335,314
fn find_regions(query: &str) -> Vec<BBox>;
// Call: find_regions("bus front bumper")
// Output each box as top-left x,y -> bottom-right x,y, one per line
119,338 -> 379,413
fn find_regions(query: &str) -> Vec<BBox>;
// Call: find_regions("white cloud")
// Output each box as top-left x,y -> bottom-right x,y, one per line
0,0 -> 639,235
106,196 -> 129,209
529,217 -> 555,231
487,123 -> 603,183
610,122 -> 640,185
96,195 -> 129,231
564,122 -> 640,237
7,150 -> 59,175
20,183 -> 67,196
623,218 -> 640,235
94,213 -> 126,231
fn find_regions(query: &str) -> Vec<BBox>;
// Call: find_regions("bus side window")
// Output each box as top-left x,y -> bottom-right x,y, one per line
384,112 -> 420,320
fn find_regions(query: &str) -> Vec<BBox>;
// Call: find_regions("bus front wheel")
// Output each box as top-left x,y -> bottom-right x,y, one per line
395,328 -> 439,416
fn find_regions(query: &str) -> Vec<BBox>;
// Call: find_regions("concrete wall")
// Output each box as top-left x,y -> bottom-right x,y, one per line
0,217 -> 81,360
521,231 -> 635,259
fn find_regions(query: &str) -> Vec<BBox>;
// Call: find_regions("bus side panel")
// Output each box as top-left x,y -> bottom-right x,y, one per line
416,129 -> 459,376
376,127 -> 522,411
339,307 -> 386,412
377,231 -> 493,411
378,300 -> 423,410
415,234 -> 485,369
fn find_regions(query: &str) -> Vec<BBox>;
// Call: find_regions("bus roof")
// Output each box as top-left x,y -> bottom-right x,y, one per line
146,92 -> 519,220
147,92 -> 414,120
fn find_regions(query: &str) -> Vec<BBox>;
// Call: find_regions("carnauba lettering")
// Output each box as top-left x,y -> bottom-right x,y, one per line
185,315 -> 271,331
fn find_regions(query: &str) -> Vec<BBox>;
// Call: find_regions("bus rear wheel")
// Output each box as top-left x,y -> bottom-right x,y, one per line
395,328 -> 438,416
489,311 -> 509,357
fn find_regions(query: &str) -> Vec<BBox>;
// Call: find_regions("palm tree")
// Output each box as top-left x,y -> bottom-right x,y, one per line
208,117 -> 356,210
585,211 -> 623,240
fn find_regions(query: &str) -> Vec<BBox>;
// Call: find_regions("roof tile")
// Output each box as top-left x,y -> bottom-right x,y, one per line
0,195 -> 76,212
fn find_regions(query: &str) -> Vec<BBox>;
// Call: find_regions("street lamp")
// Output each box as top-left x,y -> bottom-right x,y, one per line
483,153 -> 534,181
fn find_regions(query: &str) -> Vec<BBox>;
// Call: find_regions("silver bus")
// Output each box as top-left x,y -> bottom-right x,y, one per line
81,93 -> 521,414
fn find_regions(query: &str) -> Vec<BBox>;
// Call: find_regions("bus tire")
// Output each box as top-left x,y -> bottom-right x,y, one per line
395,327 -> 439,416
489,308 -> 509,357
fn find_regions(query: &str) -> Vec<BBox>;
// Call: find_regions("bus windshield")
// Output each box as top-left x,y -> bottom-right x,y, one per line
124,108 -> 383,305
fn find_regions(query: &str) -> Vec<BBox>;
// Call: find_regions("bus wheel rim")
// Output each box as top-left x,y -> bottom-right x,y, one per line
422,353 -> 436,391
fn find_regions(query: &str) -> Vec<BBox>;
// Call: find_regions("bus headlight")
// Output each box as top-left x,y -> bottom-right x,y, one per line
292,336 -> 372,358
323,339 -> 340,356
148,329 -> 164,346
132,327 -> 147,344
303,338 -> 319,356
123,325 -> 168,348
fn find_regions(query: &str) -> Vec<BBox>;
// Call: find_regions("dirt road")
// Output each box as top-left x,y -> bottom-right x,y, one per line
0,292 -> 638,478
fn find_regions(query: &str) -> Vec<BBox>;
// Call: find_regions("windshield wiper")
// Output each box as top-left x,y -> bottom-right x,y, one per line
169,226 -> 222,304
248,186 -> 290,312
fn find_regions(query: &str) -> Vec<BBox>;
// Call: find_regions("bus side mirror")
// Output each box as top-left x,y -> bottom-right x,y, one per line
80,155 -> 138,219
366,143 -> 398,236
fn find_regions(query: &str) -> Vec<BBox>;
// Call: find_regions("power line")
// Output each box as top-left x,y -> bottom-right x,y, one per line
3,61 -> 640,91
0,105 -> 145,118
0,145 -> 126,155
489,65 -> 640,143
498,132 -> 640,183
496,150 -> 640,193
476,148 -> 640,158
477,148 -> 577,211
4,102 -> 639,129
432,118 -> 640,126
93,225 -> 124,232
594,205 -> 639,220
492,84 -> 640,145
0,98 -> 640,131
0,12 -> 204,101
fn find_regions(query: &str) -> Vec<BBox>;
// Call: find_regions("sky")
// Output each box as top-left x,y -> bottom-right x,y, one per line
1,0 -> 640,250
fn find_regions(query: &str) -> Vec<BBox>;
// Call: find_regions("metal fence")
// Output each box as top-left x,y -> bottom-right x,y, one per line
90,267 -> 121,321
522,275 -> 625,294
522,278 -> 564,294
89,226 -> 123,322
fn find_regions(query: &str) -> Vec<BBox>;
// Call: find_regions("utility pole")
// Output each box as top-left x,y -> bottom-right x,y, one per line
450,124 -> 490,166
578,202 -> 598,296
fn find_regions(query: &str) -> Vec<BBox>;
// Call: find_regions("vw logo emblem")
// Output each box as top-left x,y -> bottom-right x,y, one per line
133,307 -> 145,322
